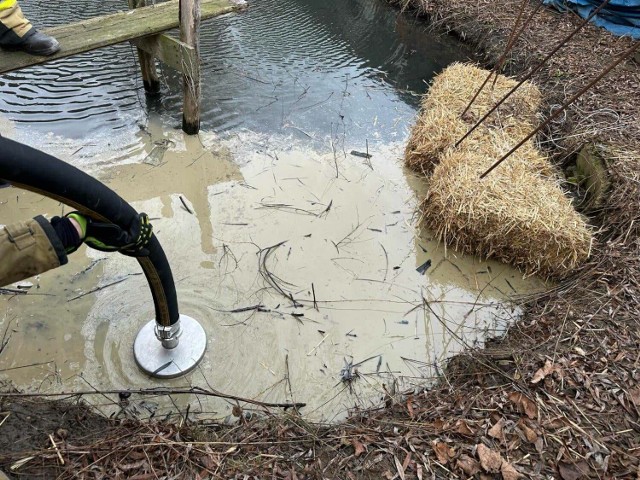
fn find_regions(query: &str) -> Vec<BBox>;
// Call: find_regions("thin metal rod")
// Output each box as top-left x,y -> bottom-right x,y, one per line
457,0 -> 613,147
460,0 -> 535,118
492,0 -> 544,87
479,41 -> 639,179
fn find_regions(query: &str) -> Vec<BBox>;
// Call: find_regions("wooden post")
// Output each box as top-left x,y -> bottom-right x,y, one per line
129,0 -> 161,95
180,0 -> 201,135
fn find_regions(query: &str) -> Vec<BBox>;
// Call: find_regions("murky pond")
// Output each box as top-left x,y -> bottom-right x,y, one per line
1,0 -> 545,421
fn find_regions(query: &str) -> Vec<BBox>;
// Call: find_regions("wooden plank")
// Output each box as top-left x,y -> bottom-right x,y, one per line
0,0 -> 245,75
131,34 -> 196,76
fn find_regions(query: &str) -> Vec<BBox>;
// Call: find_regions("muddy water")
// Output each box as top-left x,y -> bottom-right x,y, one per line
1,0 -> 545,421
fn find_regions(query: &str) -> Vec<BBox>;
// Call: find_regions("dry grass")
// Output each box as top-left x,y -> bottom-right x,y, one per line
406,62 -> 592,278
422,148 -> 592,278
405,62 -> 542,174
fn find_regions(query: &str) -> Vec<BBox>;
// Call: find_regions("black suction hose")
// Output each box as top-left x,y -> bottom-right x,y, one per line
0,137 -> 179,326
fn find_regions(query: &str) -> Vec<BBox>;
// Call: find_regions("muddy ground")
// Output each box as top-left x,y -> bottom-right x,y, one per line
1,0 -> 639,478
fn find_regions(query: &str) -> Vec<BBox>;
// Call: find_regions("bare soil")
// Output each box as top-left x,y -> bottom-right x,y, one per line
1,0 -> 639,478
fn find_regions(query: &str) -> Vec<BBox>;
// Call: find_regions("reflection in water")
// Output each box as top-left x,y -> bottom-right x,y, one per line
1,0 -> 472,143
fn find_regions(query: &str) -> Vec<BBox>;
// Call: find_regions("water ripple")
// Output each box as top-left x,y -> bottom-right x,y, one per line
1,0 -> 472,144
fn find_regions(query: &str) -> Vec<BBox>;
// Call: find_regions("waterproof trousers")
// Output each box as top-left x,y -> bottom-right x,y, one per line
0,216 -> 68,287
0,0 -> 33,46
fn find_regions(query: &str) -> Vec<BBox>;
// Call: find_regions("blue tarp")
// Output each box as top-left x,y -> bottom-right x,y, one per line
544,0 -> 640,39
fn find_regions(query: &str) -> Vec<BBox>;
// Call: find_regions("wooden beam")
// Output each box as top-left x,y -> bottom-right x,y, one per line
129,0 -> 160,95
131,34 -> 197,77
0,0 -> 245,75
180,0 -> 201,135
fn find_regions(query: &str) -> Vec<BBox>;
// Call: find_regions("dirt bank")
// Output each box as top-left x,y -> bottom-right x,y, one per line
1,1 -> 639,479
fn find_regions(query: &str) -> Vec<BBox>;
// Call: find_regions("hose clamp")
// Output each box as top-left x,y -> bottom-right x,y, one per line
155,318 -> 182,349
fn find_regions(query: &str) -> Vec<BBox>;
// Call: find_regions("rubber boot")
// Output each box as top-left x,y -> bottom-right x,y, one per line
4,29 -> 60,56
0,1 -> 60,56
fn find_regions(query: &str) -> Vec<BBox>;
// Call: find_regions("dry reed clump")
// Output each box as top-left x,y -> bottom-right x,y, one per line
421,149 -> 593,279
405,62 -> 542,175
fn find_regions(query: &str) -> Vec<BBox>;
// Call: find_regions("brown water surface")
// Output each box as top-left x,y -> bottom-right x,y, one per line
0,120 -> 546,421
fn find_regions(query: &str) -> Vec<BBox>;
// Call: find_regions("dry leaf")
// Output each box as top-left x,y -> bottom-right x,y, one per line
457,454 -> 480,476
433,418 -> 447,431
120,460 -> 148,472
455,419 -> 475,437
558,461 -> 591,480
535,437 -> 544,455
402,452 -> 412,472
477,444 -> 503,473
629,387 -> 640,407
488,418 -> 506,442
352,438 -> 366,457
407,398 -> 415,418
508,392 -> 538,419
501,461 -> 523,480
517,419 -> 539,443
432,441 -> 453,464
394,455 -> 406,480
532,360 -> 559,384
543,416 -> 566,430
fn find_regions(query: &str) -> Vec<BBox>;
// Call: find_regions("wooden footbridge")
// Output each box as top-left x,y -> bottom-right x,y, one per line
0,0 -> 247,134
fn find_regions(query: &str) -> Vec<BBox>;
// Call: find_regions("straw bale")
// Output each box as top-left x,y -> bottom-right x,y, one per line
405,108 -> 469,173
406,62 -> 591,278
405,113 -> 556,177
422,62 -> 541,127
405,62 -> 542,175
421,150 -> 592,279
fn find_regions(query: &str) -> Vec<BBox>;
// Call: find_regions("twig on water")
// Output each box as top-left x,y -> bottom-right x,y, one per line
226,304 -> 268,314
0,288 -> 27,296
380,242 -> 389,282
311,283 -> 319,311
330,123 -> 340,178
319,199 -> 333,218
257,202 -> 324,217
0,318 -> 14,356
334,221 -> 364,253
257,241 -> 301,307
67,275 -> 141,302
0,361 -> 55,373
284,354 -> 297,410
307,334 -> 329,356
179,195 -> 193,214
0,386 -> 306,410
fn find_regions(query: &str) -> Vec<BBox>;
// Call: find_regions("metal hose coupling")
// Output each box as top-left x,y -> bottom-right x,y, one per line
155,319 -> 182,349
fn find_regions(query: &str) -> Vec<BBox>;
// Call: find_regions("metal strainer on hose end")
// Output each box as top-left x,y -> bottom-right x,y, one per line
134,315 -> 207,379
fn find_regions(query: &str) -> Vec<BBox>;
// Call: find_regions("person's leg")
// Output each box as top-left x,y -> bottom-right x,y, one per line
0,0 -> 60,56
